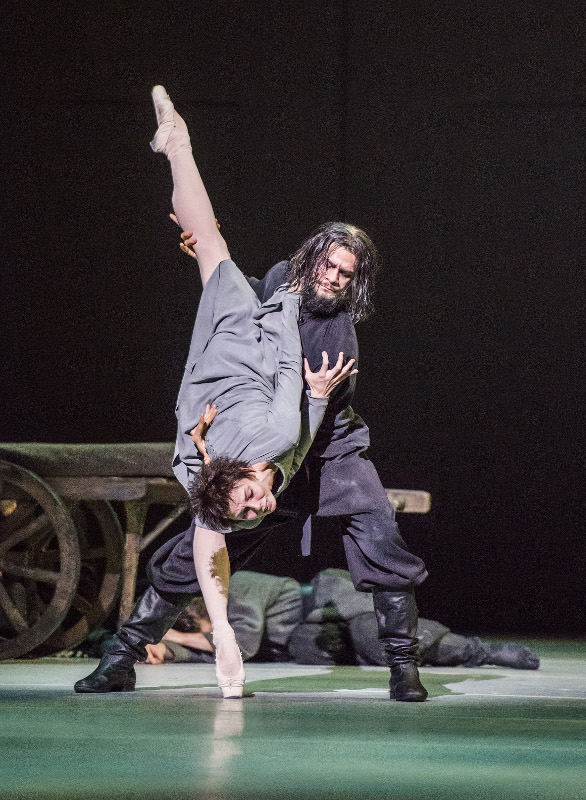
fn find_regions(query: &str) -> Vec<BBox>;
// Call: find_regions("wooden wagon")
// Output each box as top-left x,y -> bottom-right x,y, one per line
0,443 -> 430,660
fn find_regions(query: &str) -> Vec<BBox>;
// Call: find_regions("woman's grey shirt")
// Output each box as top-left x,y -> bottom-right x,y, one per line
172,259 -> 328,532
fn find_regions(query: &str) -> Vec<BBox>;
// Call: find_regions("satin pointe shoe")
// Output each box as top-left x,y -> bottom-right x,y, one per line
213,628 -> 246,699
150,85 -> 192,160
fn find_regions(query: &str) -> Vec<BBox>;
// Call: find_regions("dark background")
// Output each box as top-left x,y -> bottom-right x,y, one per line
2,1 -> 584,635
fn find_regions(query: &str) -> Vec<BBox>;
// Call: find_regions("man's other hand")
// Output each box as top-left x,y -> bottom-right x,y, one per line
304,351 -> 358,398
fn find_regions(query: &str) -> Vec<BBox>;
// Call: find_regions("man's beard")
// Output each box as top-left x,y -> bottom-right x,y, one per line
301,285 -> 349,317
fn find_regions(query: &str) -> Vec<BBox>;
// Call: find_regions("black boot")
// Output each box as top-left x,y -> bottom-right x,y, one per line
74,586 -> 193,693
373,587 -> 428,702
461,637 -> 540,670
73,637 -> 138,693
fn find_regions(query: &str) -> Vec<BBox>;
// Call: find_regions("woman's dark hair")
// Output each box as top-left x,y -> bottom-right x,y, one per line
286,222 -> 380,322
188,455 -> 255,531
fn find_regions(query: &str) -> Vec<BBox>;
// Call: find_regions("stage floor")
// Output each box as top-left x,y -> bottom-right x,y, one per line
1,640 -> 584,800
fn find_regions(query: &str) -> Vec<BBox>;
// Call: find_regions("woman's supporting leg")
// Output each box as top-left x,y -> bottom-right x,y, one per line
150,85 -> 230,286
192,526 -> 245,698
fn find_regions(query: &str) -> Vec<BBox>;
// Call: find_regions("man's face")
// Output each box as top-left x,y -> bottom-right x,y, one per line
227,477 -> 277,522
315,246 -> 357,298
302,246 -> 357,317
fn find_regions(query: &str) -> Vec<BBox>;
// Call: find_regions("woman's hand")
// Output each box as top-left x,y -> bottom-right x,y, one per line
304,352 -> 358,398
190,403 -> 218,464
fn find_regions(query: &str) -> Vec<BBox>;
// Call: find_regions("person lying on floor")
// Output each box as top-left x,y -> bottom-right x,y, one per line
144,571 -> 300,665
141,569 -> 539,670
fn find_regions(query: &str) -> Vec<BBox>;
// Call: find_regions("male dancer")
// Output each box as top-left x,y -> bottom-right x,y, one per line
231,236 -> 430,701
75,217 -> 429,701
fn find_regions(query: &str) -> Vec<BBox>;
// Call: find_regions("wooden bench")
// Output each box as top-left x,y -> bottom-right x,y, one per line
0,443 -> 430,659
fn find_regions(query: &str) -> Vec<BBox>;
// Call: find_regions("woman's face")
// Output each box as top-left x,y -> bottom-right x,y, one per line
228,477 -> 277,521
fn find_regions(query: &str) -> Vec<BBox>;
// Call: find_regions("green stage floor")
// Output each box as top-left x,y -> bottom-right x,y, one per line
0,640 -> 584,800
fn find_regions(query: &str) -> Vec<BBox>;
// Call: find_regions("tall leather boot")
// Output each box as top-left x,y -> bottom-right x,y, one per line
373,587 -> 428,702
459,637 -> 540,670
74,586 -> 194,693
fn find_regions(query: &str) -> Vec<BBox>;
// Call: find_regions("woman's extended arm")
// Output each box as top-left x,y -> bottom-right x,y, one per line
192,526 -> 244,693
151,86 -> 229,285
192,526 -> 231,630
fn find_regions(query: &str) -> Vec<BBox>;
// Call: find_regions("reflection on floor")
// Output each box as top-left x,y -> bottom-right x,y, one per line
0,640 -> 584,800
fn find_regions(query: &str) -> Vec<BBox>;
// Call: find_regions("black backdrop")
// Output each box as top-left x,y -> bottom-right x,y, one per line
2,1 -> 584,635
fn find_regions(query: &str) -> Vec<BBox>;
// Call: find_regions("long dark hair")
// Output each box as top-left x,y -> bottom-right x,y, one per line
286,222 -> 380,322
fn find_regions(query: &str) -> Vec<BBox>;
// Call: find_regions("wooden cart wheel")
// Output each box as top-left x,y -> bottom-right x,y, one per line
30,500 -> 124,656
0,460 -> 80,660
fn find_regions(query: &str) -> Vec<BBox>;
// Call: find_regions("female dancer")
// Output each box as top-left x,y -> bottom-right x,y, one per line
78,87 -> 354,698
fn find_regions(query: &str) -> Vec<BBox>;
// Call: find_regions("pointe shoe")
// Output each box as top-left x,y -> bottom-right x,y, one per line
213,630 -> 246,699
150,85 -> 192,160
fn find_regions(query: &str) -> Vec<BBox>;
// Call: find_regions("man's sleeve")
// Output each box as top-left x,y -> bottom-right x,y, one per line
247,261 -> 289,303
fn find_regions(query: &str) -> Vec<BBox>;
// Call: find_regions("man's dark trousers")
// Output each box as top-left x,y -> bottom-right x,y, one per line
147,449 -> 427,595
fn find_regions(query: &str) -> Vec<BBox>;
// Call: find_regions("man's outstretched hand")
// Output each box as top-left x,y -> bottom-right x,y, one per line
190,403 -> 218,465
304,352 -> 358,399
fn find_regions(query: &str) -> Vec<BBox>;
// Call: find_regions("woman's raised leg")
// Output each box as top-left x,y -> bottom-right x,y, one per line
192,526 -> 245,698
150,85 -> 230,286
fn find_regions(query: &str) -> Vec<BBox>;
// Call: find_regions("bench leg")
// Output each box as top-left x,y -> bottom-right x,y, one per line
118,500 -> 148,625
